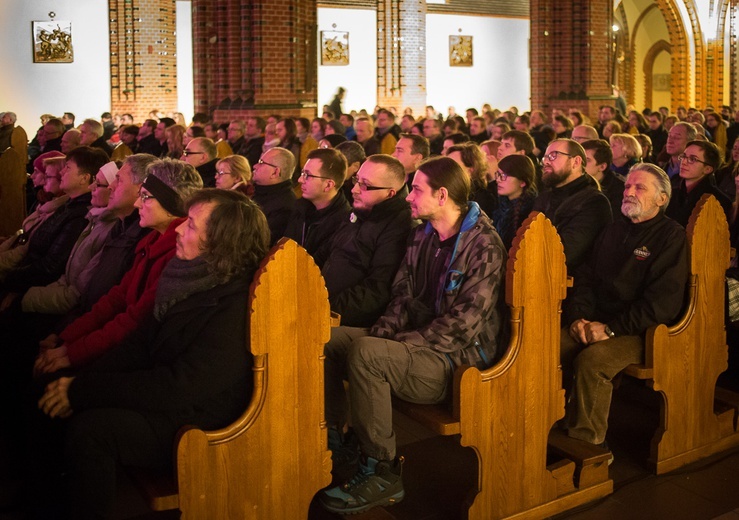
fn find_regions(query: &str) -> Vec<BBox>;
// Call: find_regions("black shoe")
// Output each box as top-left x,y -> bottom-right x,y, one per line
320,456 -> 405,515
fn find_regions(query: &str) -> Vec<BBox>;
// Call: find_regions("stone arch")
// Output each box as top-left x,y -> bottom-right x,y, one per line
652,0 -> 691,110
643,40 -> 672,109
627,3 -> 658,107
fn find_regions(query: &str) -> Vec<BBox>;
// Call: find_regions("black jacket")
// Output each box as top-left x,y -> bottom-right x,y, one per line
236,136 -> 264,169
137,134 -> 162,157
68,274 -> 254,444
666,174 -> 733,228
599,170 -> 626,220
322,187 -> 415,327
197,159 -> 219,187
79,211 -> 152,313
252,181 -> 297,246
564,213 -> 689,336
533,174 -> 612,271
90,137 -> 113,158
3,192 -> 92,292
282,190 -> 351,268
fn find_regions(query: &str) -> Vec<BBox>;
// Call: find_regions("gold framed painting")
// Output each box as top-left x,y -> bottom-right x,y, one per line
449,35 -> 473,67
33,21 -> 74,63
321,30 -> 349,66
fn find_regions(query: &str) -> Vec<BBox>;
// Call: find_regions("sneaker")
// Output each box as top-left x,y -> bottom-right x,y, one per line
320,456 -> 405,515
328,427 -> 360,485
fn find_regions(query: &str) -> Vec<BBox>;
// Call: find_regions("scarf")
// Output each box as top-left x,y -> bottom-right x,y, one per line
153,256 -> 220,320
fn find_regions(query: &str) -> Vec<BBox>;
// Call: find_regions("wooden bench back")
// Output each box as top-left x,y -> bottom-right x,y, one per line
0,148 -> 27,237
174,238 -> 332,518
457,212 -> 571,518
626,194 -> 735,472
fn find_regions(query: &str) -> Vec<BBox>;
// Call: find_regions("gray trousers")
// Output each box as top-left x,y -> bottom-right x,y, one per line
324,326 -> 450,461
560,329 -> 644,445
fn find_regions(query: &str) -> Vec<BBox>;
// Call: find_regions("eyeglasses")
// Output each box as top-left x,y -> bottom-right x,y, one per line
182,150 -> 205,156
138,191 -> 156,202
351,175 -> 393,192
677,154 -> 709,166
257,159 -> 278,169
543,151 -> 574,162
216,170 -> 231,177
300,171 -> 331,181
494,170 -> 508,182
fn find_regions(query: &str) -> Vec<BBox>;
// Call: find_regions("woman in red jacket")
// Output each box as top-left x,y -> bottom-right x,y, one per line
35,158 -> 203,374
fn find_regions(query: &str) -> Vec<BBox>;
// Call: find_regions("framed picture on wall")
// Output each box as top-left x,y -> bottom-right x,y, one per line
32,21 -> 74,63
321,30 -> 349,66
449,35 -> 473,67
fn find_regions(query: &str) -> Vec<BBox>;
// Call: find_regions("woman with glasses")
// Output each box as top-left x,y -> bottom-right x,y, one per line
35,158 -> 203,375
215,155 -> 253,197
0,154 -> 68,276
491,154 -> 537,250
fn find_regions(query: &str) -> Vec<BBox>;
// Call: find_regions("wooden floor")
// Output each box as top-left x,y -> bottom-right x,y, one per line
4,373 -> 738,520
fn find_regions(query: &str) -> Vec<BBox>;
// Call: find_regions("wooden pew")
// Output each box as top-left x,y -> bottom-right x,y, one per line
0,147 -> 27,237
620,194 -> 739,474
394,212 -> 613,519
131,238 -> 333,519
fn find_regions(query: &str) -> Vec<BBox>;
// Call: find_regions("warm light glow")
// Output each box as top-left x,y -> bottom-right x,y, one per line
612,24 -> 620,32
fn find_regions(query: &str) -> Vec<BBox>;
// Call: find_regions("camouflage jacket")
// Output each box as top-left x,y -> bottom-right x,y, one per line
371,202 -> 507,370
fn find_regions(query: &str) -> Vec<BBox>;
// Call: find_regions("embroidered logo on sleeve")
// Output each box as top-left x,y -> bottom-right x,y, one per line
633,246 -> 651,260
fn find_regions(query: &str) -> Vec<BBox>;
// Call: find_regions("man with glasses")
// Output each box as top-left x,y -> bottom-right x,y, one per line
660,122 -> 698,179
182,137 -> 218,187
320,156 -> 506,514
665,140 -> 732,227
252,147 -> 297,245
283,148 -> 351,268
322,154 -> 414,328
533,138 -> 612,272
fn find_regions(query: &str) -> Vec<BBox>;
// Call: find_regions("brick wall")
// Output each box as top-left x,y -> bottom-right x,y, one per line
109,0 -> 178,123
530,0 -> 615,121
192,0 -> 317,123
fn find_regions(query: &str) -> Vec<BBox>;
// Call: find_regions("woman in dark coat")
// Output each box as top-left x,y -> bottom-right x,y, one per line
446,142 -> 498,217
37,189 -> 271,518
491,154 -> 538,250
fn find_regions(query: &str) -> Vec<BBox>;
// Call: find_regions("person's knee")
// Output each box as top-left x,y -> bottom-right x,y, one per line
347,337 -> 387,374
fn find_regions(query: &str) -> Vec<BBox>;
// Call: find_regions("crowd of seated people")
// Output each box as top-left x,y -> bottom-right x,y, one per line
1,98 -> 738,518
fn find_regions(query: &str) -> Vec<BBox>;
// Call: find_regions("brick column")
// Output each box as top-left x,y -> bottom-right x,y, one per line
376,0 -> 426,114
530,0 -> 614,120
109,0 -> 178,123
192,0 -> 318,123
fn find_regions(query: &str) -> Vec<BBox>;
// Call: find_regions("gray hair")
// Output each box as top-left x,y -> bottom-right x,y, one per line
269,147 -> 297,181
672,121 -> 698,142
146,157 -> 204,200
3,112 -> 17,123
82,118 -> 104,138
628,162 -> 672,209
125,153 -> 159,184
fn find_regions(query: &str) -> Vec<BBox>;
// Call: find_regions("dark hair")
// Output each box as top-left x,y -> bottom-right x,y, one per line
377,108 -> 395,120
327,119 -> 346,135
65,146 -> 109,178
185,189 -> 270,282
648,111 -> 664,123
192,112 -> 210,125
581,139 -> 613,166
447,142 -> 489,190
399,133 -> 430,158
550,138 -> 586,166
498,154 -> 537,196
188,126 -> 206,139
322,134 -> 347,148
101,112 -> 112,119
444,132 -> 470,146
63,112 -> 75,121
501,130 -> 534,154
466,108 -> 479,116
341,113 -> 354,125
685,140 -> 723,171
45,118 -> 65,134
120,125 -> 140,138
249,116 -> 267,132
159,117 -> 176,128
306,148 -> 347,184
143,119 -> 158,131
516,114 -> 530,126
277,118 -> 297,142
335,140 -> 366,167
296,117 -> 311,133
417,156 -> 470,213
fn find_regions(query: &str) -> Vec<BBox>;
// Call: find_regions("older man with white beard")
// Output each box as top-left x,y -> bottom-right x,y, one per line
559,163 -> 689,448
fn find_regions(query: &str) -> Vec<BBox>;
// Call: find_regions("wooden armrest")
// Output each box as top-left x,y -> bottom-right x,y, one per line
548,429 -> 611,467
392,398 -> 460,436
330,311 -> 341,327
623,364 -> 653,379
567,276 -> 574,288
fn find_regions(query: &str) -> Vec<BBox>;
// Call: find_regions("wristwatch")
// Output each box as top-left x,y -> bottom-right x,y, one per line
604,325 -> 616,338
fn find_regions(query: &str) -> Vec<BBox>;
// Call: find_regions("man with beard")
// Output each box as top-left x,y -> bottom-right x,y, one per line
560,163 -> 688,448
533,139 -> 612,272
